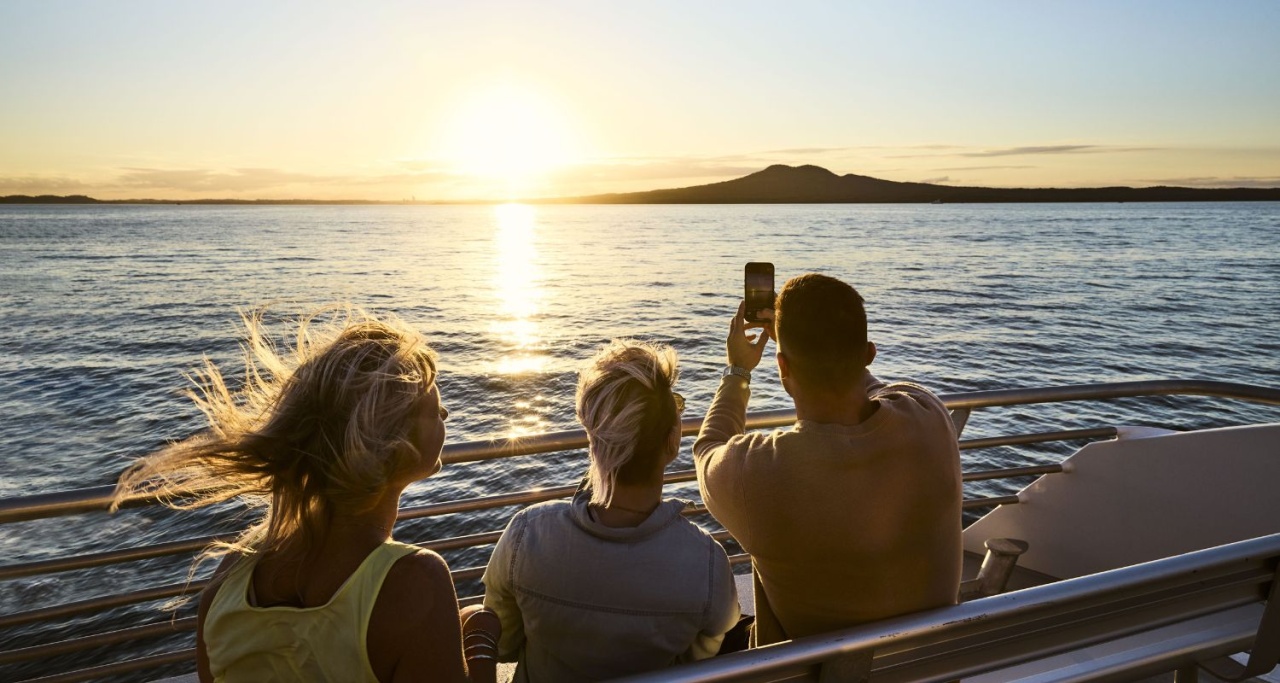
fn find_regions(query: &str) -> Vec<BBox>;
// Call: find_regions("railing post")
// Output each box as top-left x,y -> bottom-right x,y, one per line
961,538 -> 1030,601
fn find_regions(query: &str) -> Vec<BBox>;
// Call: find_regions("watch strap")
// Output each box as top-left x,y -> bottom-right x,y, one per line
723,365 -> 752,383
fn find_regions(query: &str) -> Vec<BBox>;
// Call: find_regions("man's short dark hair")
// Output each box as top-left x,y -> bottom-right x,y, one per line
775,273 -> 868,392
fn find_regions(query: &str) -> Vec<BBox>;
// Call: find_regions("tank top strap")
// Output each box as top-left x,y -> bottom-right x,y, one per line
341,540 -> 422,640
211,552 -> 257,609
347,541 -> 421,599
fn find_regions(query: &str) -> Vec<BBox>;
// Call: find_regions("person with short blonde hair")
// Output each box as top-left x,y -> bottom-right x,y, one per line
483,339 -> 739,683
113,307 -> 498,683
577,340 -> 682,507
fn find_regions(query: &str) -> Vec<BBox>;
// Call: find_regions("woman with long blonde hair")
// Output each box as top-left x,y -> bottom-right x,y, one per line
114,308 -> 498,683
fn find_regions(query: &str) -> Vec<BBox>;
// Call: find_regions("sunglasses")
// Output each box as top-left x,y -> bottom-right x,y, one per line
673,392 -> 686,414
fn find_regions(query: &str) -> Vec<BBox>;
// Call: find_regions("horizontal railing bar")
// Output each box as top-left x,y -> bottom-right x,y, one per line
939,379 -> 1280,410
442,427 -> 590,465
963,495 -> 1021,510
424,530 -> 503,553
0,539 -> 615,630
0,486 -> 120,525
0,471 -> 701,580
3,380 -> 1273,526
0,617 -> 196,665
0,535 -> 226,581
959,426 -> 1117,451
0,464 -> 1027,587
21,648 -> 195,683
0,580 -> 204,630
2,494 -> 1014,632
452,565 -> 486,583
1,473 -> 1004,586
396,483 -> 561,520
962,464 -> 1063,482
396,468 -> 697,521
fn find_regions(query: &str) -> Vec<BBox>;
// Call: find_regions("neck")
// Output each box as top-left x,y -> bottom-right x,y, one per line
792,388 -> 877,426
592,480 -> 663,528
328,485 -> 405,545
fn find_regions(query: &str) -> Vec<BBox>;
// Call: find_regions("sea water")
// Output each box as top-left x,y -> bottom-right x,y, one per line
1,202 -> 1278,679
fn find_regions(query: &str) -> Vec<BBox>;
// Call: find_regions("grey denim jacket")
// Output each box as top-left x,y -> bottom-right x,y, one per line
482,492 -> 740,683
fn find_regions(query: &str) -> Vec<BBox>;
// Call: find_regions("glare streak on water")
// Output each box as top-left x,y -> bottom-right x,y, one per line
0,203 -> 1278,679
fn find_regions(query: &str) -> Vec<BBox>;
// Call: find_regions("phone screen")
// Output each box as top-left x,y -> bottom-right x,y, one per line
744,262 -> 775,323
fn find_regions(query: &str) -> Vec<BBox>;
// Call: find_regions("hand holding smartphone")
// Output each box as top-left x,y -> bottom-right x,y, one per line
744,262 -> 775,324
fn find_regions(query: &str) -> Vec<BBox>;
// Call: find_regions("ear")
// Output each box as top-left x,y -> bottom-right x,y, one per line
776,351 -> 791,379
865,341 -> 877,367
665,423 -> 682,466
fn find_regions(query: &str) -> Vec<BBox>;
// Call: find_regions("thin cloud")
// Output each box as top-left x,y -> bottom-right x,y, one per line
116,167 -> 330,192
961,145 -> 1100,157
346,170 -> 456,186
1141,176 -> 1280,189
552,160 -> 759,184
919,176 -> 951,184
109,166 -> 466,196
760,146 -> 854,156
933,165 -> 1036,171
889,145 -> 1158,159
756,144 -> 964,157
0,175 -> 89,193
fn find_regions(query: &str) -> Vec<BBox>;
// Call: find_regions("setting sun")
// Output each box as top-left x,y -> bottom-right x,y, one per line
438,83 -> 580,191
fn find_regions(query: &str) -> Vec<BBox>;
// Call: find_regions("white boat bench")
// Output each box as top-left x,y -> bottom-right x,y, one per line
613,533 -> 1280,683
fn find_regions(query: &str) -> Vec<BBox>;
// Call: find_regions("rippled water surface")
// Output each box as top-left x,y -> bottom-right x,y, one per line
1,203 -> 1278,679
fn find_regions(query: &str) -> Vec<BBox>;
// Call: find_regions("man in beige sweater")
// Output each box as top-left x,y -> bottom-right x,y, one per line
694,273 -> 962,646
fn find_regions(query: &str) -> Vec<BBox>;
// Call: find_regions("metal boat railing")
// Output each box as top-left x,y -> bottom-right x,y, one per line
1,379 -> 1277,682
615,532 -> 1280,683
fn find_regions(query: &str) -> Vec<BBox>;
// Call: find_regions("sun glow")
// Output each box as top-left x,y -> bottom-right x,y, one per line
491,203 -> 548,377
439,83 -> 580,195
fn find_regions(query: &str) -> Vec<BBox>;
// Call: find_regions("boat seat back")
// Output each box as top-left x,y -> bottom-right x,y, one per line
963,423 -> 1280,579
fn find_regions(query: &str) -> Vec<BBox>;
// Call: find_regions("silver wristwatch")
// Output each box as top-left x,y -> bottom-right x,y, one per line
723,365 -> 751,383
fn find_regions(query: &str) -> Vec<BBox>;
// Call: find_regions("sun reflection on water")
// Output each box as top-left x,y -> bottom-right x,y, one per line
489,203 -> 552,435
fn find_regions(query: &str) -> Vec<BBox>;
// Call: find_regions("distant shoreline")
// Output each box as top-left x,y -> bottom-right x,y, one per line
5,164 -> 1280,205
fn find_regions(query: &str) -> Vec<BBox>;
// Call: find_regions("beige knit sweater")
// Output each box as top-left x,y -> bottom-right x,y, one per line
694,373 -> 962,645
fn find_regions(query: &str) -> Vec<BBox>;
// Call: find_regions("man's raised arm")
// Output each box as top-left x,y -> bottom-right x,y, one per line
693,302 -> 770,541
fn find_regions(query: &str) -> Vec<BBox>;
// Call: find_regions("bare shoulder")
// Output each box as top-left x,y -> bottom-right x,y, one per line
370,549 -> 455,632
368,548 -> 465,681
381,548 -> 454,608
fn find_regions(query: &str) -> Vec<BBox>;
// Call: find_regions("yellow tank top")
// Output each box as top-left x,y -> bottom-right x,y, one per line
203,540 -> 420,683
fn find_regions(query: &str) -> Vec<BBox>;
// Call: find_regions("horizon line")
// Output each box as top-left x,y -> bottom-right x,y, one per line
4,164 -> 1280,204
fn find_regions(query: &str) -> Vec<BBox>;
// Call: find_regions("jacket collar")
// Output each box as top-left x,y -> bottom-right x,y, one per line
568,490 -> 690,542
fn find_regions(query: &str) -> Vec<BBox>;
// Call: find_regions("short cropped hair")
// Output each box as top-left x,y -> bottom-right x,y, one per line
774,273 -> 868,392
576,340 -> 680,506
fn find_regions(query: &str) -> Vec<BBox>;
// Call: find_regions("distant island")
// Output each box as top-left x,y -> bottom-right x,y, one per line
5,165 -> 1279,205
550,165 -> 1280,204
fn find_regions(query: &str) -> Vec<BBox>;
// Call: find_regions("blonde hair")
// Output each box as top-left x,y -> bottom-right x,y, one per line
112,306 -> 438,562
576,339 -> 680,506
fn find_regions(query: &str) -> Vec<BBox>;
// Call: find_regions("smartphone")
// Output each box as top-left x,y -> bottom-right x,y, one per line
744,262 -> 775,323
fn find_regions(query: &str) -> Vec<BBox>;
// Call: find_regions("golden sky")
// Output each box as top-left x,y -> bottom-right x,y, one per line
2,2 -> 1278,201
